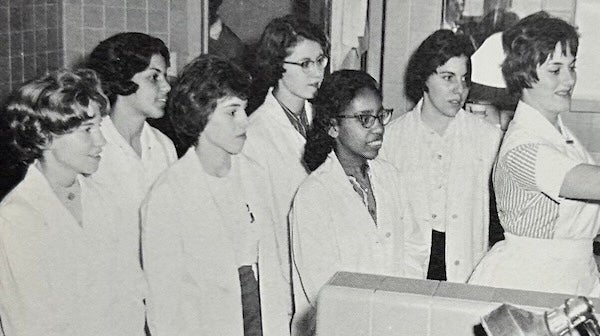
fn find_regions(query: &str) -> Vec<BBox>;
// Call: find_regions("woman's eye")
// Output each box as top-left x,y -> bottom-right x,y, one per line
549,69 -> 559,75
443,76 -> 453,82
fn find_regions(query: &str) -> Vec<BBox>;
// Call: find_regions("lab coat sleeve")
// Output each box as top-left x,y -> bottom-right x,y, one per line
290,182 -> 338,336
140,183 -> 185,336
0,213 -> 68,335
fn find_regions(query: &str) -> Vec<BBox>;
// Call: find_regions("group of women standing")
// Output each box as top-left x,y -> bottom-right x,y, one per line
0,10 -> 599,336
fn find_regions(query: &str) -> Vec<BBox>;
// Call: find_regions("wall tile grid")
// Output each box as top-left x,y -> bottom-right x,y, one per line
0,0 -> 63,102
63,0 -> 189,74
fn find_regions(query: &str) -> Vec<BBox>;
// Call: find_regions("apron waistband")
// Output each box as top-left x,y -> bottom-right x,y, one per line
504,233 -> 593,260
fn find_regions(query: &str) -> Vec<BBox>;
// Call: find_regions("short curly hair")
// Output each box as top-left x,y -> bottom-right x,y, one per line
252,15 -> 328,89
405,29 -> 474,104
501,11 -> 578,97
168,54 -> 252,151
85,32 -> 170,105
0,69 -> 108,165
303,70 -> 381,172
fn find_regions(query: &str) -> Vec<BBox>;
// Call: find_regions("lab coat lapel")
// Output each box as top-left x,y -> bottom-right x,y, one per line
325,153 -> 378,228
18,165 -> 82,231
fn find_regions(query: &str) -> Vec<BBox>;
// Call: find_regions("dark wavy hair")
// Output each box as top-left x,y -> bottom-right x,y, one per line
303,70 -> 381,172
85,32 -> 170,105
405,29 -> 474,104
168,54 -> 252,151
0,69 -> 108,165
501,11 -> 578,97
252,15 -> 328,89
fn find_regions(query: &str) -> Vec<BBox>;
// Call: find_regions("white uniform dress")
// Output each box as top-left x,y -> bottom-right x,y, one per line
141,148 -> 290,336
88,116 -> 177,312
0,165 -> 145,336
379,99 -> 502,282
468,101 -> 600,296
290,153 -> 415,334
240,87 -> 314,321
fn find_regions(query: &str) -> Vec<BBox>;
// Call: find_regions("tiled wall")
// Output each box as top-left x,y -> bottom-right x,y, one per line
0,0 -> 63,101
62,0 -> 195,73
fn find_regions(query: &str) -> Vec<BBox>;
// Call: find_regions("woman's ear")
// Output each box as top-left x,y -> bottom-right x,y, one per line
328,119 -> 339,138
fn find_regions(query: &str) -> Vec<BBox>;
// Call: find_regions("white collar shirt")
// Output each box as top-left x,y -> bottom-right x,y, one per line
495,101 -> 600,239
380,99 -> 502,282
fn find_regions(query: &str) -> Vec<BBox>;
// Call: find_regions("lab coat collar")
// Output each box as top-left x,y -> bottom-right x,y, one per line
10,164 -> 81,228
259,87 -> 314,129
510,101 -> 574,146
411,98 -> 467,134
100,116 -> 157,157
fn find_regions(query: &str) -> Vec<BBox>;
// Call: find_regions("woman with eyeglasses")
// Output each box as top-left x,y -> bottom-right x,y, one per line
238,15 -> 329,327
379,29 -> 503,283
290,70 -> 410,336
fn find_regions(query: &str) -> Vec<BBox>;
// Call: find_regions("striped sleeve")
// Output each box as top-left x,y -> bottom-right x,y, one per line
503,143 -> 580,202
503,144 -> 539,191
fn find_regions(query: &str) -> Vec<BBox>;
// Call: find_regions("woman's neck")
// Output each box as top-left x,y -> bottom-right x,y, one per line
273,86 -> 305,115
195,137 -> 232,177
110,104 -> 146,146
36,160 -> 77,188
421,97 -> 453,135
336,151 -> 368,178
521,98 -> 561,130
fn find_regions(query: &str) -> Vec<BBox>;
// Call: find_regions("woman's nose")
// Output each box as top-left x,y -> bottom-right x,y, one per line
95,129 -> 107,147
161,76 -> 171,93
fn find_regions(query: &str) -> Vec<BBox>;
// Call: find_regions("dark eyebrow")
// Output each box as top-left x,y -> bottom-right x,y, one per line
149,67 -> 163,73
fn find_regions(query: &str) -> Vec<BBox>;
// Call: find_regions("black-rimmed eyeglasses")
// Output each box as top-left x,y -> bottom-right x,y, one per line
335,108 -> 394,128
283,55 -> 329,73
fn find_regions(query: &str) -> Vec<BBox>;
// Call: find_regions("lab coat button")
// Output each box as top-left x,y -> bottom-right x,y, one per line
454,260 -> 460,266
452,214 -> 458,219
431,214 -> 437,219
385,232 -> 391,238
437,154 -> 442,160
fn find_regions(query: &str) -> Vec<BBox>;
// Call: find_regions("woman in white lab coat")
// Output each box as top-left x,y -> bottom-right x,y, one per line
0,69 -> 144,335
240,15 -> 329,323
290,70 -> 413,335
468,12 -> 600,296
141,54 -> 289,336
84,33 -> 177,321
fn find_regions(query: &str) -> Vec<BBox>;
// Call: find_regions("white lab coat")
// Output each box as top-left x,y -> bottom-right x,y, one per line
0,165 -> 145,336
290,153 -> 416,335
240,87 -> 314,319
88,116 -> 177,309
141,148 -> 290,336
380,100 -> 502,282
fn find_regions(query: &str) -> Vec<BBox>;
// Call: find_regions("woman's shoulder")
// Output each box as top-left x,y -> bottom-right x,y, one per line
0,185 -> 43,231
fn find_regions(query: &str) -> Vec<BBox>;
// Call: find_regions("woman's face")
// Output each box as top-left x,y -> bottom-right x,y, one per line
422,55 -> 470,118
331,88 -> 384,167
199,95 -> 249,155
42,104 -> 107,178
522,42 -> 576,117
277,38 -> 325,101
123,54 -> 171,119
